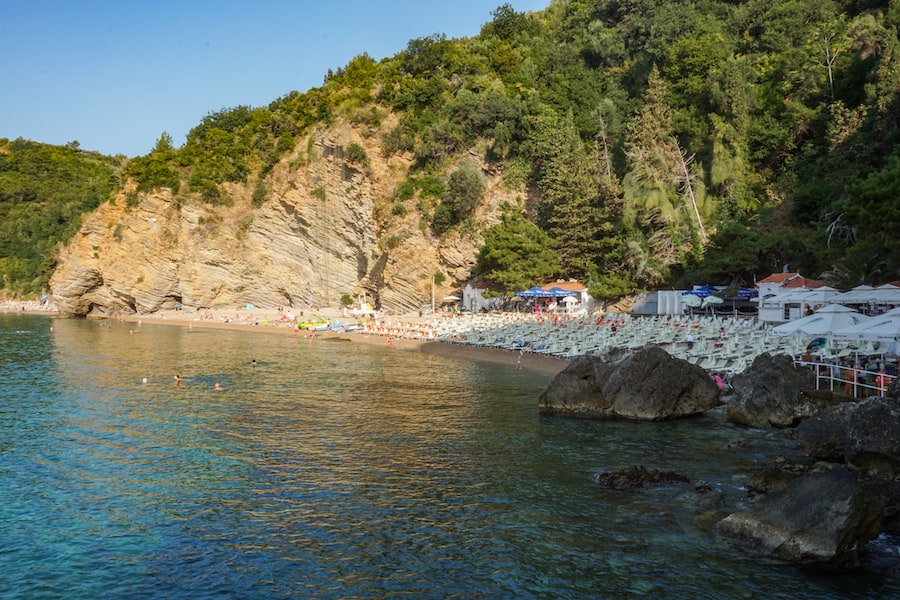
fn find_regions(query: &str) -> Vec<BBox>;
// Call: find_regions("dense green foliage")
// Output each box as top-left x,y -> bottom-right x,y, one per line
477,202 -> 561,296
7,0 -> 900,299
0,139 -> 121,296
432,160 -> 487,233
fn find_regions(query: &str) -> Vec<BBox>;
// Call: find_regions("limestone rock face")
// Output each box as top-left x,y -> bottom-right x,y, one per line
50,122 -> 502,317
538,346 -> 722,420
726,353 -> 824,428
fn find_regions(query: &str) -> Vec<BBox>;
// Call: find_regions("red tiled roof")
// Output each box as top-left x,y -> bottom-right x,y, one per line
758,272 -> 801,284
782,277 -> 829,289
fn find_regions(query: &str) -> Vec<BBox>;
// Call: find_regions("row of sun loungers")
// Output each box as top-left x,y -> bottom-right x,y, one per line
423,312 -> 811,375
357,311 -> 889,376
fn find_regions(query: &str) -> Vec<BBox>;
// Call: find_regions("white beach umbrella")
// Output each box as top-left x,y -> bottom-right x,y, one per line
772,304 -> 870,336
834,284 -> 876,304
682,294 -> 702,308
702,295 -> 724,308
833,310 -> 900,341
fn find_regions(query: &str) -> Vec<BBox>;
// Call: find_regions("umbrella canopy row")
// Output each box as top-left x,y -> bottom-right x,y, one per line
772,304 -> 869,336
681,286 -> 758,299
833,283 -> 900,305
833,306 -> 900,341
772,304 -> 900,341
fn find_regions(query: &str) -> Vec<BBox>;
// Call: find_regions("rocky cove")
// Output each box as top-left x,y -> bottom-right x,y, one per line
539,346 -> 900,570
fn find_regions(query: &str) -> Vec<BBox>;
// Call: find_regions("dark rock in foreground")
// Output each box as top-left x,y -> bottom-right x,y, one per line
726,353 -> 832,428
798,396 -> 900,479
716,464 -> 885,567
538,345 -> 721,420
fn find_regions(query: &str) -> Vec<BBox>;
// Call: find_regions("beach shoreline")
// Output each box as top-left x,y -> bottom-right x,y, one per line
30,307 -> 570,377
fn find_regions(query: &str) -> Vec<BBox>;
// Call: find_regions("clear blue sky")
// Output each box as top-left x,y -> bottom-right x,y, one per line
2,0 -> 549,157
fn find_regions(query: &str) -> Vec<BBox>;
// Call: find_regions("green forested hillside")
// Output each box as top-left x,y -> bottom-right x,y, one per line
0,139 -> 122,296
4,0 -> 900,299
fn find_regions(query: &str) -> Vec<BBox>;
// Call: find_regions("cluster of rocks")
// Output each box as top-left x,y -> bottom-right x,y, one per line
539,345 -> 900,569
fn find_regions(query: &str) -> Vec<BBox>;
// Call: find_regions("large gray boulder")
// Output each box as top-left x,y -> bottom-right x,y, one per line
716,464 -> 885,567
797,396 -> 900,479
795,401 -> 859,461
726,353 -> 829,428
887,375 -> 900,401
538,345 -> 721,420
845,397 -> 900,479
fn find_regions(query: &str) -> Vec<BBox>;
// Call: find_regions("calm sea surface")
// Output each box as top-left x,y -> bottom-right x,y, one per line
1,313 -> 897,599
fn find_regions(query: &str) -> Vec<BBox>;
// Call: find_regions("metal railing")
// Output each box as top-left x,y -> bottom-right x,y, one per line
795,360 -> 895,398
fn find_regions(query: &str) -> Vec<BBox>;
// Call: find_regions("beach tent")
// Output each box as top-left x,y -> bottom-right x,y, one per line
547,286 -> 578,297
832,307 -> 900,342
772,304 -> 870,336
517,286 -> 546,298
682,286 -> 714,299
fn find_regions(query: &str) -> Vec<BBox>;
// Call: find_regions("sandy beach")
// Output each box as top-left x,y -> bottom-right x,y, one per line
8,300 -> 842,381
89,307 -> 573,377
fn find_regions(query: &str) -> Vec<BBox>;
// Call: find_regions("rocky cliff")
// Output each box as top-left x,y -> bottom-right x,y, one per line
50,121 -> 516,317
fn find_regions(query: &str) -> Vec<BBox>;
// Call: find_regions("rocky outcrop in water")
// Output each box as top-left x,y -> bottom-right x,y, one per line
50,121 -> 510,317
797,396 -> 900,479
718,396 -> 900,567
725,353 -> 831,428
716,464 -> 886,567
593,465 -> 693,489
538,345 -> 721,420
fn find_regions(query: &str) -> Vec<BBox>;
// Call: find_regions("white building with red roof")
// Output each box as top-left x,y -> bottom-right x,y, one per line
757,272 -> 841,323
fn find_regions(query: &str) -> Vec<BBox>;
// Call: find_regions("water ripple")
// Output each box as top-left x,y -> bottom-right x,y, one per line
0,315 -> 896,599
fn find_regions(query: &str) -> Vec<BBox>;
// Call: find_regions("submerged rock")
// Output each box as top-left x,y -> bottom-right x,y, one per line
716,464 -> 885,567
538,345 -> 721,420
593,465 -> 692,490
744,455 -> 811,496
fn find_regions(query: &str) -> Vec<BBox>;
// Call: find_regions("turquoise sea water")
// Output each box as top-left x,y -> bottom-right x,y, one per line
1,313 -> 897,599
